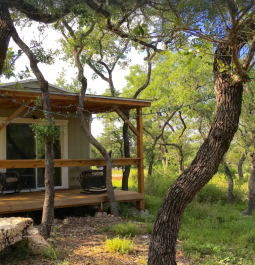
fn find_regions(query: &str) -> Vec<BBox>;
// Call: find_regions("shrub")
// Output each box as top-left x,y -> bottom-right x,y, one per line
144,167 -> 178,198
105,237 -> 134,254
105,221 -> 140,236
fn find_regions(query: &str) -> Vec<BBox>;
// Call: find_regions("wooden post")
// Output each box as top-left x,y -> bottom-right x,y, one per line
136,107 -> 145,210
98,202 -> 104,213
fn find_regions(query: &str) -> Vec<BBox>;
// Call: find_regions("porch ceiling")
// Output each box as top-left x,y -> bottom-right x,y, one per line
0,90 -> 151,113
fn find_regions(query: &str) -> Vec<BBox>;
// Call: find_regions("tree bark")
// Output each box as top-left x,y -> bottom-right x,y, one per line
77,82 -> 119,216
148,159 -> 153,176
0,3 -> 12,75
11,26 -> 55,238
223,161 -> 234,204
238,153 -> 246,179
122,110 -> 131,190
244,153 -> 255,215
148,42 -> 243,264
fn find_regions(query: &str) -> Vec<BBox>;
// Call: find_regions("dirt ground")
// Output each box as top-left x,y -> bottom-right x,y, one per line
14,216 -> 191,265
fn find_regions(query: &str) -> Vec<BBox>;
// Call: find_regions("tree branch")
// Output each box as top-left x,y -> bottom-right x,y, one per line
178,111 -> 186,139
133,48 -> 156,99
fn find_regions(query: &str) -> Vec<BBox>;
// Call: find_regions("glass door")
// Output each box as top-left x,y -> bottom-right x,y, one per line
6,124 -> 36,189
6,123 -> 63,190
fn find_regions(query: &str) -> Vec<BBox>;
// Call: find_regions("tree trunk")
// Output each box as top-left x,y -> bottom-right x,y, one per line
245,153 -> 255,215
0,3 -> 12,75
73,50 -> 119,216
148,159 -> 153,176
148,42 -> 243,264
42,140 -> 55,237
223,161 -> 234,204
77,89 -> 119,216
11,27 -> 55,238
122,110 -> 131,191
238,153 -> 246,179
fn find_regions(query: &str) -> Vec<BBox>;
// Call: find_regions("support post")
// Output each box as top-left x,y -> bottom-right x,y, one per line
136,107 -> 145,210
98,202 -> 104,213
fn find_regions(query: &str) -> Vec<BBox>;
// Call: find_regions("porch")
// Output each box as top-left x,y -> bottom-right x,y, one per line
0,189 -> 144,214
0,84 -> 151,214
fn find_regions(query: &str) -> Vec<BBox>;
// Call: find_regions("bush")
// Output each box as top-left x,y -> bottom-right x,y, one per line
104,221 -> 140,236
145,167 -> 178,198
105,237 -> 134,254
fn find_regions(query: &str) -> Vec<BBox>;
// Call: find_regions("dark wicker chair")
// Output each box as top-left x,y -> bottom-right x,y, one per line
79,167 -> 108,194
0,171 -> 21,195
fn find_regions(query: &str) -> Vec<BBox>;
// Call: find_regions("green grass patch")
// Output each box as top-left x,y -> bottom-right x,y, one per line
143,169 -> 255,264
103,221 -> 140,236
41,244 -> 64,261
1,240 -> 32,264
105,237 -> 134,254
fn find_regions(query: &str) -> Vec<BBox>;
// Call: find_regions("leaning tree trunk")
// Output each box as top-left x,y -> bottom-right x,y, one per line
122,110 -> 131,191
73,50 -> 119,216
148,42 -> 243,264
0,3 -> 13,75
77,84 -> 119,216
11,27 -> 55,238
238,153 -> 246,179
223,161 -> 234,204
245,153 -> 255,215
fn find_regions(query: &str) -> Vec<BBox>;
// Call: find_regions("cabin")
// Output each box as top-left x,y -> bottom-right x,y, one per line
0,79 -> 151,214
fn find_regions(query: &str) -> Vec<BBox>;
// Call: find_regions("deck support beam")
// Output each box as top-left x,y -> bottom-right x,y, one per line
114,106 -> 140,137
136,107 -> 145,210
0,99 -> 33,132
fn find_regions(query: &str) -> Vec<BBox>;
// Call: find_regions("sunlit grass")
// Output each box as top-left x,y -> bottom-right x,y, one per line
105,237 -> 134,254
144,168 -> 254,264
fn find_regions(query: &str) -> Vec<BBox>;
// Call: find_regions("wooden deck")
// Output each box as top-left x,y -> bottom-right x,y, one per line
0,189 -> 144,214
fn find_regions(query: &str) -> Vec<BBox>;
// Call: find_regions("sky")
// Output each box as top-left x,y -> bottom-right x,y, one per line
4,24 -> 145,137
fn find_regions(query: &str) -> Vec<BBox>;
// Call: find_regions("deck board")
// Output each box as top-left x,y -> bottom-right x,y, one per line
0,189 -> 144,214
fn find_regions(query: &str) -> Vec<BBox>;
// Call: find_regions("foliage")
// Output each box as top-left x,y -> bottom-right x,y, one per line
104,221 -> 140,237
41,244 -> 64,260
105,237 -> 134,254
0,240 -> 32,264
30,118 -> 61,142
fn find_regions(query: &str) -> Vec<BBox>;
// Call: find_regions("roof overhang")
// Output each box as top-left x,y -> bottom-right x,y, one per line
0,89 -> 151,113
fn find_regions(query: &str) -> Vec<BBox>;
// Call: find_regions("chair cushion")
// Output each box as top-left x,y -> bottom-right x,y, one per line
6,177 -> 18,184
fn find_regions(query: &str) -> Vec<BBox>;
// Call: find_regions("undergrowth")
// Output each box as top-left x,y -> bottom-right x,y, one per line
0,240 -> 32,265
143,167 -> 255,264
105,237 -> 134,254
103,221 -> 140,236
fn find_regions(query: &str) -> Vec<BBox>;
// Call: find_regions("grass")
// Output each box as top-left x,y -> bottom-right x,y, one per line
103,221 -> 140,236
105,237 -> 134,254
41,244 -> 65,261
143,167 -> 255,264
0,240 -> 32,264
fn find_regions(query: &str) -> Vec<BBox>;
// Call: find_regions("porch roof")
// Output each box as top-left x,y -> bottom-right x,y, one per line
0,89 -> 151,113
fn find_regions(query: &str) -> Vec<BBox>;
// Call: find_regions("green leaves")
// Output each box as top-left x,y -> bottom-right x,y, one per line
30,118 -> 61,142
132,24 -> 146,37
177,1 -> 186,11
